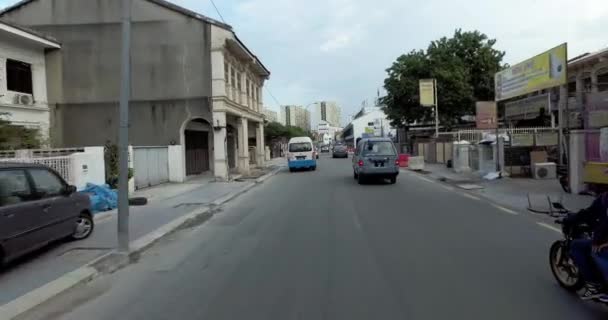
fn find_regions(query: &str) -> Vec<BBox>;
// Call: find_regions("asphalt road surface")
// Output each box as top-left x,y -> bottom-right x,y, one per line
21,156 -> 607,320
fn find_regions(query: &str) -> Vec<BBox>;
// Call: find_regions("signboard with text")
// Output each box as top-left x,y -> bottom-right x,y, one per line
419,79 -> 436,106
475,101 -> 497,129
495,43 -> 567,101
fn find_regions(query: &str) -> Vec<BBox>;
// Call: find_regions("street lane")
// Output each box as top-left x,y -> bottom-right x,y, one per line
22,156 -> 606,320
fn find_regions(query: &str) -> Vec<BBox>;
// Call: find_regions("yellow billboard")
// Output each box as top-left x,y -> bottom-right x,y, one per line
419,79 -> 436,106
495,43 -> 567,101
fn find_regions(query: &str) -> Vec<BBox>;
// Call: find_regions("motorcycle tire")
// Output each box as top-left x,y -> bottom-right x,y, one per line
549,240 -> 584,292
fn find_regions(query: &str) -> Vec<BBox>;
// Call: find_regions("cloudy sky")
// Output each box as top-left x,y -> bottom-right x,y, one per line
2,0 -> 607,122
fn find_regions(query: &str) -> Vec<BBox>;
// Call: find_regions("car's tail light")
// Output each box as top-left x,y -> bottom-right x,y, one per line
395,159 -> 400,166
358,160 -> 364,167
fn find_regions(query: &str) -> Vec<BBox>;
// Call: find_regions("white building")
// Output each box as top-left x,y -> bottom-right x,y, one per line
311,101 -> 341,129
317,120 -> 342,144
262,108 -> 278,123
342,106 -> 395,147
279,105 -> 310,130
0,20 -> 60,143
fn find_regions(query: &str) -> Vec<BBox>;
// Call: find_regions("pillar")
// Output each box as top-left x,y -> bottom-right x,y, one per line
576,72 -> 585,110
213,111 -> 228,181
569,131 -> 586,194
558,85 -> 568,165
256,121 -> 265,166
591,72 -> 599,93
237,116 -> 250,174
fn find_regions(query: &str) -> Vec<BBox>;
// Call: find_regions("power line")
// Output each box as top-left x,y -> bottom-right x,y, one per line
265,87 -> 282,107
209,0 -> 226,24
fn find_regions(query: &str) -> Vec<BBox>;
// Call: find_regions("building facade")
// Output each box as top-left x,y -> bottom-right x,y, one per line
0,20 -> 60,144
280,105 -> 310,131
1,0 -> 270,181
262,108 -> 278,123
342,107 -> 395,147
562,48 -> 608,193
311,101 -> 341,129
317,120 -> 342,144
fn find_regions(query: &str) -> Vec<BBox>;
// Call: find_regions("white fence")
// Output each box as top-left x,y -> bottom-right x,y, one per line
438,127 -> 557,143
0,147 -> 105,189
0,156 -> 74,183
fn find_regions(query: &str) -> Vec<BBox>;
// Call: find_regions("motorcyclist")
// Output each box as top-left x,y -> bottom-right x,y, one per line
564,192 -> 608,301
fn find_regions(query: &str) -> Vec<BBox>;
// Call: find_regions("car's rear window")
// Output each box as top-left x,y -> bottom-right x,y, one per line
289,142 -> 312,152
362,141 -> 396,156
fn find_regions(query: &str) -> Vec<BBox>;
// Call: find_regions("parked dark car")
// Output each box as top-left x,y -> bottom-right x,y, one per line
0,163 -> 93,265
332,145 -> 348,158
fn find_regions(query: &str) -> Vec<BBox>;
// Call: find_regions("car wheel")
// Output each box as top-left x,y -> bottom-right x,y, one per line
289,168 -> 294,172
71,213 -> 94,240
358,174 -> 365,185
312,166 -> 317,171
389,176 -> 397,184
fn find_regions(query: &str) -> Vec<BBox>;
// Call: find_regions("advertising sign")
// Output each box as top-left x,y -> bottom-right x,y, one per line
511,134 -> 534,147
495,43 -> 567,101
419,79 -> 436,106
535,132 -> 558,146
475,101 -> 497,129
504,94 -> 549,119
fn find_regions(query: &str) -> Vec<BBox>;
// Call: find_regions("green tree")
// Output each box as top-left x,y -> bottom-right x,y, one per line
0,112 -> 43,150
381,29 -> 505,130
265,121 -> 312,140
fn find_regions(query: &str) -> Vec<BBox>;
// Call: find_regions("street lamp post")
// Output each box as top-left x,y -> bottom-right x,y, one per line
117,0 -> 132,253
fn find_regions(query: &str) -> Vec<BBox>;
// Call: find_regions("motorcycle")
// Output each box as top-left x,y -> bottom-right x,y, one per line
549,216 -> 604,300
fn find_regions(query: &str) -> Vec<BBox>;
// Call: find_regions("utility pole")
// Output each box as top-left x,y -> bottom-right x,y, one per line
117,0 -> 132,253
434,79 -> 439,137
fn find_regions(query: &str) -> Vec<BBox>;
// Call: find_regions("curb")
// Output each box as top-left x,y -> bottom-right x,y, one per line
0,170 -> 283,320
255,166 -> 283,184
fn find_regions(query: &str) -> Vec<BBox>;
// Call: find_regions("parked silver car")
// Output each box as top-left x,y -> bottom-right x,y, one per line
0,163 -> 93,265
352,138 -> 399,184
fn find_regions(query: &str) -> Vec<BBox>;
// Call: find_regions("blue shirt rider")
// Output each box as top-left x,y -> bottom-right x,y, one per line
565,192 -> 608,301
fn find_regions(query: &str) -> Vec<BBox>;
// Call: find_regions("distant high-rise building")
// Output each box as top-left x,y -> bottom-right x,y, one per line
312,101 -> 341,128
279,105 -> 310,131
262,108 -> 278,123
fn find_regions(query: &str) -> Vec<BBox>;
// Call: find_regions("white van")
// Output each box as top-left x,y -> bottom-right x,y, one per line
287,137 -> 317,172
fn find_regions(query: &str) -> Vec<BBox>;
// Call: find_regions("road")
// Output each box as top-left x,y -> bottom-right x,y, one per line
20,155 -> 606,320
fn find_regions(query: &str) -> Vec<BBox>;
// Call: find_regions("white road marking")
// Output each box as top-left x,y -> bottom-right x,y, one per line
537,222 -> 562,233
461,193 -> 481,201
414,175 -> 435,184
353,212 -> 362,231
439,184 -> 455,191
491,204 -> 519,215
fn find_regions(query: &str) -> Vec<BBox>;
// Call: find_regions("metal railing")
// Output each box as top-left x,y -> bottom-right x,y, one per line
0,156 -> 74,184
438,127 -> 557,143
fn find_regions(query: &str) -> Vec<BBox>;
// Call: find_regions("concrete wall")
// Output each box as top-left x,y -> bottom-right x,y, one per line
56,98 -> 211,146
71,147 -> 105,190
2,0 -> 213,147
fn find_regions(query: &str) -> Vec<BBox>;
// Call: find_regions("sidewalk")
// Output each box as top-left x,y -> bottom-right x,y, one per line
0,160 -> 283,313
412,163 -> 594,213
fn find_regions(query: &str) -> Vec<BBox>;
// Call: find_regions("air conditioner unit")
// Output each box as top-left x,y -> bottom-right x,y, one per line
532,162 -> 556,180
12,94 -> 33,105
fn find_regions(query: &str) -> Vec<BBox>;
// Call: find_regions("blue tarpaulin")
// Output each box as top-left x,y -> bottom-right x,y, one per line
81,183 -> 118,213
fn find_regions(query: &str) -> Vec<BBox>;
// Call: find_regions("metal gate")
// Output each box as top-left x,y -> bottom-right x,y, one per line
133,147 -> 169,189
185,130 -> 210,175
